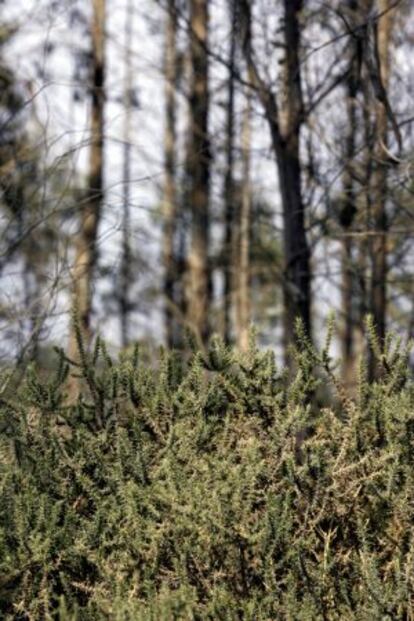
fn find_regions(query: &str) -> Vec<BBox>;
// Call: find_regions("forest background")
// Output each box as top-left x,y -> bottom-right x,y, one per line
1,0 -> 414,385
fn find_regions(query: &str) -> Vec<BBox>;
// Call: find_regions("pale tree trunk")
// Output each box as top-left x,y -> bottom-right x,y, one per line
119,0 -> 133,349
186,0 -> 211,345
369,0 -> 394,379
235,79 -> 252,352
223,0 -> 237,344
239,0 -> 311,362
68,0 -> 106,390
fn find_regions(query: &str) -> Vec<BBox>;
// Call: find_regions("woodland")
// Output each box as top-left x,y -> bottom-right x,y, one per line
1,0 -> 414,618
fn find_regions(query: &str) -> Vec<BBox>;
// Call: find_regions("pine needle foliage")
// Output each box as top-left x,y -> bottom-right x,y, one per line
1,325 -> 414,620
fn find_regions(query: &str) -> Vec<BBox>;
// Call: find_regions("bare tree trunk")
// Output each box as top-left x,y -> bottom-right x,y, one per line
186,0 -> 211,345
279,0 -> 311,352
163,0 -> 181,349
223,0 -> 237,344
358,75 -> 374,327
235,79 -> 252,351
369,0 -> 394,378
119,0 -> 133,349
239,0 -> 311,361
341,0 -> 359,387
68,0 -> 106,386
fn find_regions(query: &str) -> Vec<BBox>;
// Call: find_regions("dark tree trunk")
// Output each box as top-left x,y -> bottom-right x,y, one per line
239,0 -> 311,361
223,0 -> 237,344
341,0 -> 359,387
163,0 -> 182,348
119,0 -> 133,348
368,0 -> 394,380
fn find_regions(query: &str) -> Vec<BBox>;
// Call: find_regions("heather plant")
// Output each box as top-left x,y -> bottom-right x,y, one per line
0,320 -> 414,620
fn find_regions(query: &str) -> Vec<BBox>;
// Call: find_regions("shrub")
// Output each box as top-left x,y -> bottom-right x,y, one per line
0,324 -> 414,620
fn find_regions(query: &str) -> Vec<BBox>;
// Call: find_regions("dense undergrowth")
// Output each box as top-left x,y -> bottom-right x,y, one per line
1,319 -> 414,620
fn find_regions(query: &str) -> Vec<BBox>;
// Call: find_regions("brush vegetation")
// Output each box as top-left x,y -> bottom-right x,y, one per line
1,319 -> 414,620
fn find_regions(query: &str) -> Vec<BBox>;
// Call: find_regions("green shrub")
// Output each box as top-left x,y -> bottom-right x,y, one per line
1,324 -> 414,620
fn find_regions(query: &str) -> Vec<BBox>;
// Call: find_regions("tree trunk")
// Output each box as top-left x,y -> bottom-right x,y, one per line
68,0 -> 106,387
341,0 -> 359,387
239,0 -> 311,361
163,0 -> 182,348
368,0 -> 394,379
223,0 -> 237,344
279,0 -> 311,352
235,79 -> 252,351
119,0 -> 133,349
186,0 -> 211,345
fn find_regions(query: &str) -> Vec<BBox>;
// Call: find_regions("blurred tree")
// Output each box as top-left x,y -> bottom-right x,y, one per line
185,0 -> 211,346
368,0 -> 396,379
238,0 -> 311,361
222,0 -> 237,345
162,0 -> 183,349
68,0 -> 106,389
0,23 -> 60,363
339,0 -> 361,386
119,0 -> 134,348
234,77 -> 252,351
